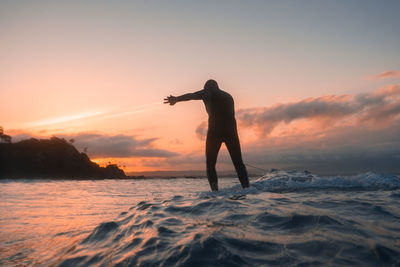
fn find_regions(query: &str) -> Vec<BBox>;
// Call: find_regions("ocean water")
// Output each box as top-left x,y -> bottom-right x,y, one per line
1,171 -> 400,266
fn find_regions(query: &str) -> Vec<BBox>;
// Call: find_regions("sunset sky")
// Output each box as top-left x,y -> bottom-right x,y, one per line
1,1 -> 400,174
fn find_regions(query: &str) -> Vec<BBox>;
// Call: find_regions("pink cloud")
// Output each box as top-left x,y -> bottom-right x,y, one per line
368,70 -> 400,80
234,84 -> 400,137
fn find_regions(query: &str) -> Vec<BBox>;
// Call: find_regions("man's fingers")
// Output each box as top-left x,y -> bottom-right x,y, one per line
163,95 -> 175,105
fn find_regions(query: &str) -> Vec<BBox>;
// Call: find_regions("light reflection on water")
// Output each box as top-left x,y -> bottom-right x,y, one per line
1,173 -> 400,266
0,178 -> 234,266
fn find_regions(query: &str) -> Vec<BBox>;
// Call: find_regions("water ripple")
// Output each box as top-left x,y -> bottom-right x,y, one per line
3,171 -> 399,266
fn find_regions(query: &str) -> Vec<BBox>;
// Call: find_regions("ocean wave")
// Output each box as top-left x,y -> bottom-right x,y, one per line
49,171 -> 400,266
200,171 -> 400,198
259,170 -> 400,189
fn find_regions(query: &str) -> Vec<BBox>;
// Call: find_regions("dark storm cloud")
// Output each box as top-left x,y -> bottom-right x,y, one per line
63,133 -> 178,158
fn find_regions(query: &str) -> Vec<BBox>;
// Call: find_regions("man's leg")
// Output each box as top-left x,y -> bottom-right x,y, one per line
206,131 -> 222,191
225,131 -> 250,189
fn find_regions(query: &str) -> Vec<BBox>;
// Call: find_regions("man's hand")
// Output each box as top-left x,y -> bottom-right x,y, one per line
164,95 -> 177,106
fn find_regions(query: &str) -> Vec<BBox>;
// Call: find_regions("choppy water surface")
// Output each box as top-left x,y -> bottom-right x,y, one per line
1,171 -> 400,266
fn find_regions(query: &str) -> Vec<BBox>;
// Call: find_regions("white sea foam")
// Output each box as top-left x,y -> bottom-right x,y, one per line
198,170 -> 400,199
254,170 -> 400,191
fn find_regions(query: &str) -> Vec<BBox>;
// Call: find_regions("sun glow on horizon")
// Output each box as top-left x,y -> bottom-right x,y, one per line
1,1 -> 399,173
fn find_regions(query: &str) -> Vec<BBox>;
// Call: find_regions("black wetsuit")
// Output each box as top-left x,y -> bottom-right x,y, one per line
188,88 -> 250,191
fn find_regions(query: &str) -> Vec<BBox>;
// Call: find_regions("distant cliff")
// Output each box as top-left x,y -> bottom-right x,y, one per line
0,137 -> 126,179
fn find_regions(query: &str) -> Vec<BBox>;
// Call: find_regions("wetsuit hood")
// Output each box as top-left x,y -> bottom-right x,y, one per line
204,79 -> 219,91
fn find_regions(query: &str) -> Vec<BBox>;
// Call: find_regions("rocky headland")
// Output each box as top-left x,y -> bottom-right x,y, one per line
0,137 -> 129,179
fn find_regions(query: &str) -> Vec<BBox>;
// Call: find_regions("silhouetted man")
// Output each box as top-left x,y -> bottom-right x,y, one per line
164,79 -> 250,191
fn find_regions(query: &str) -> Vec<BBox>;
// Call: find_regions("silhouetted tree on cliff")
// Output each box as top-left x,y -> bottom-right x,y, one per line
0,127 -> 12,143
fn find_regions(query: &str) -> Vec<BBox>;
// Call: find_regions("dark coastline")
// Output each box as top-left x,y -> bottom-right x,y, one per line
0,137 -> 129,180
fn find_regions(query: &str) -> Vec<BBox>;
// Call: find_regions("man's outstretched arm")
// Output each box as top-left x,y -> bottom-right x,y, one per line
164,90 -> 203,106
